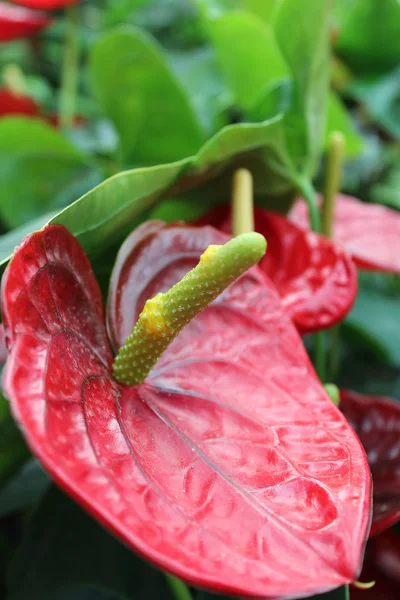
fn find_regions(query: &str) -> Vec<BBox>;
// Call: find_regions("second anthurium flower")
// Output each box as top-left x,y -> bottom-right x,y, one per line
2,217 -> 371,598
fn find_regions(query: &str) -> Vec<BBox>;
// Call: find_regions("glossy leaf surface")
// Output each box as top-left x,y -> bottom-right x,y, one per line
89,28 -> 205,166
199,206 -> 357,334
0,117 -> 94,229
2,223 -> 371,598
290,194 -> 400,274
274,0 -> 330,176
205,10 -> 290,113
340,390 -> 400,536
0,3 -> 51,42
0,113 -> 285,270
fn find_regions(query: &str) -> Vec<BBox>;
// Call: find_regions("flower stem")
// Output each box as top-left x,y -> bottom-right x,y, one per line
296,176 -> 321,233
295,177 -> 325,378
232,169 -> 254,236
322,132 -> 345,239
165,574 -> 193,600
113,232 -> 267,386
323,132 -> 346,382
59,4 -> 79,129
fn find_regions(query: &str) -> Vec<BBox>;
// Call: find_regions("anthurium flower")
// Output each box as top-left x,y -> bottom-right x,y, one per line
0,2 -> 51,42
340,390 -> 400,537
1,221 -> 371,598
290,194 -> 400,274
199,206 -> 357,334
11,0 -> 79,9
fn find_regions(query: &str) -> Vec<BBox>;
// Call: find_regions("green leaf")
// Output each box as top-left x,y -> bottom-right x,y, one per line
240,0 -> 282,22
274,0 -> 330,176
8,486 -> 174,600
0,393 -> 30,487
349,65 -> 400,141
0,460 -> 50,519
325,92 -> 364,159
335,0 -> 400,75
89,27 -> 205,166
345,273 -> 400,366
167,46 -> 230,136
0,113 -> 288,271
0,118 -> 94,229
206,11 -> 290,112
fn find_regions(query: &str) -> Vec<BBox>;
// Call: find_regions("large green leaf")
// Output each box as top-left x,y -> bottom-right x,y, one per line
206,11 -> 290,113
0,118 -> 95,229
335,0 -> 400,75
240,0 -> 282,22
167,46 -> 230,136
89,27 -> 205,166
0,114 -> 287,270
8,486 -> 174,600
325,92 -> 364,159
274,0 -> 330,176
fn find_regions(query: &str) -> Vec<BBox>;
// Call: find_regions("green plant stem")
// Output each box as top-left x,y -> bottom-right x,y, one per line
59,4 -> 79,129
113,232 -> 266,386
165,574 -> 193,600
322,132 -> 345,382
296,176 -> 321,233
296,177 -> 325,378
232,168 -> 254,236
322,132 -> 345,239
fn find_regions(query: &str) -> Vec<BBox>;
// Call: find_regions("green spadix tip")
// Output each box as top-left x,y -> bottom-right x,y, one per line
113,231 -> 267,386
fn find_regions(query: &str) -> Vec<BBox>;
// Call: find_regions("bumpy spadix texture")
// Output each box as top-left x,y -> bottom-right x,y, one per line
2,223 -> 371,598
113,233 -> 266,385
199,206 -> 357,334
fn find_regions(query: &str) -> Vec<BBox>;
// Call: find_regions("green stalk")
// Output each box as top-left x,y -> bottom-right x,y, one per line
59,4 -> 79,129
113,232 -> 267,386
322,132 -> 345,239
322,132 -> 345,381
232,169 -> 254,236
165,574 -> 193,600
296,176 -> 321,233
296,177 -> 324,378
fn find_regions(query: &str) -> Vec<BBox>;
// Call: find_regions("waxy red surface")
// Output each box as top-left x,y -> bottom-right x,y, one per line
199,206 -> 357,334
290,194 -> 400,274
0,2 -> 51,42
2,223 -> 371,598
0,88 -> 40,117
340,390 -> 400,537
